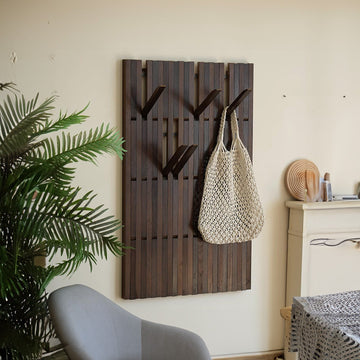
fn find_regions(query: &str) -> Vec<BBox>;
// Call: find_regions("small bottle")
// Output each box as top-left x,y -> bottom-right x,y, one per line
323,172 -> 332,201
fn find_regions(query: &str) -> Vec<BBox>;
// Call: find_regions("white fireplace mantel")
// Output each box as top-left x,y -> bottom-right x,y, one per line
285,200 -> 360,306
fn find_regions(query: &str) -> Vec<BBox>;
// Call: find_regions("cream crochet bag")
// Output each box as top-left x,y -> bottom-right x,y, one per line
198,107 -> 264,244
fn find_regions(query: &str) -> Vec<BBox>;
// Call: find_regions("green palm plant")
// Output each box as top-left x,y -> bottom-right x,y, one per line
0,83 -> 126,359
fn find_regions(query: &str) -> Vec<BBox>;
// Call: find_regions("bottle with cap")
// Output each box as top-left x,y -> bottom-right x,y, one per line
323,172 -> 332,201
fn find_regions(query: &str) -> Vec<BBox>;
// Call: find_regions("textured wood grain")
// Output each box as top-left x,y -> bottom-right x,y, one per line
122,59 -> 254,299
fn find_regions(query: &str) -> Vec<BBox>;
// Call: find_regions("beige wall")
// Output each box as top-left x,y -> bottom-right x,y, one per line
2,0 -> 360,356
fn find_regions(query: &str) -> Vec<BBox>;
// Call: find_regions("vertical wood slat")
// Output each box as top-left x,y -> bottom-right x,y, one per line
197,63 -> 205,294
186,62 -> 195,296
214,63 -> 224,293
248,64 -> 254,160
246,241 -> 252,289
226,63 -> 235,292
134,60 -> 142,299
204,64 -> 210,293
228,64 -> 239,292
165,61 -> 173,297
238,64 -> 245,143
228,62 -> 254,292
241,241 -> 248,290
122,60 -> 253,299
228,63 -> 254,160
122,60 -> 133,299
156,61 -> 163,297
146,61 -> 153,297
149,61 -> 158,298
177,62 -> 184,295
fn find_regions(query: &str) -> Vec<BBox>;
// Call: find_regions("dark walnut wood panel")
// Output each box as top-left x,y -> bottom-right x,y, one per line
122,59 -> 254,299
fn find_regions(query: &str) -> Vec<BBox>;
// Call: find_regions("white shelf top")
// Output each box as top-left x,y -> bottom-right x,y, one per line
286,200 -> 360,210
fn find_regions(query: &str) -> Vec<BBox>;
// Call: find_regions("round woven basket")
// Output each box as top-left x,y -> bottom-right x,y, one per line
285,159 -> 320,200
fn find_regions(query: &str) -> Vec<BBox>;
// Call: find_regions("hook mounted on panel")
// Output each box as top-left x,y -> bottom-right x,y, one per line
163,145 -> 188,176
227,89 -> 251,115
141,85 -> 166,118
194,89 -> 222,119
162,145 -> 198,178
172,145 -> 198,177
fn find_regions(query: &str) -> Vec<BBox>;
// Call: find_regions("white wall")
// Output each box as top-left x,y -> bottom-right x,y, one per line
2,0 -> 360,356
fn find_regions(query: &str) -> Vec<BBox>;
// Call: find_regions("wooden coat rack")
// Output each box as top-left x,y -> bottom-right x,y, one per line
122,59 -> 254,299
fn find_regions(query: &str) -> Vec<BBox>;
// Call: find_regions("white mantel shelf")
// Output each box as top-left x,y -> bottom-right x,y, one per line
286,200 -> 360,210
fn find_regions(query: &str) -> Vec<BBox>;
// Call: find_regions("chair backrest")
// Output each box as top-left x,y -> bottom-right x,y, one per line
48,284 -> 142,360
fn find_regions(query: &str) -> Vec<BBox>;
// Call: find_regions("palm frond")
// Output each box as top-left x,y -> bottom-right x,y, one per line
32,123 -> 125,166
35,104 -> 89,136
38,188 -> 125,262
0,94 -> 55,160
43,252 -> 97,291
3,181 -> 124,275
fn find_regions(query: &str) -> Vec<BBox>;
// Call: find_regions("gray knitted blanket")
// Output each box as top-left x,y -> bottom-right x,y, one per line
290,290 -> 360,360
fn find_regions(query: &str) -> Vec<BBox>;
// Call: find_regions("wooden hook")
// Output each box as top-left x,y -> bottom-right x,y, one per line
162,145 -> 198,178
227,89 -> 251,115
194,89 -> 221,118
172,145 -> 198,177
141,85 -> 166,118
162,145 -> 188,176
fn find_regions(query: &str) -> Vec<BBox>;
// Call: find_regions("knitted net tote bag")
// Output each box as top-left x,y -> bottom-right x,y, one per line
198,107 -> 264,244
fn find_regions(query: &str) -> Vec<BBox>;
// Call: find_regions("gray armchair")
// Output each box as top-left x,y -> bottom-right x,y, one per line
48,284 -> 211,360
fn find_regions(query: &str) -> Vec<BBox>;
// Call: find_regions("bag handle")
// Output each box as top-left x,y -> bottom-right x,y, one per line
216,107 -> 240,149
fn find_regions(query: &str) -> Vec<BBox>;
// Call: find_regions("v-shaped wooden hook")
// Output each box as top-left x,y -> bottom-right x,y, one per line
227,89 -> 251,115
162,145 -> 197,178
194,89 -> 221,118
172,145 -> 198,177
141,85 -> 166,118
162,145 -> 188,177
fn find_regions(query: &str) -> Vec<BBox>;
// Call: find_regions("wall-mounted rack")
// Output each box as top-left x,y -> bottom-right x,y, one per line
122,59 -> 254,299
